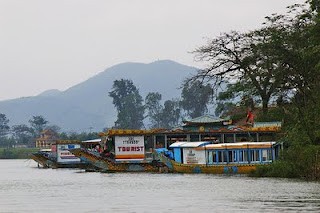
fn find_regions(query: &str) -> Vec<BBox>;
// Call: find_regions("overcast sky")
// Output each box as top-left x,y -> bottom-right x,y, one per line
0,0 -> 304,101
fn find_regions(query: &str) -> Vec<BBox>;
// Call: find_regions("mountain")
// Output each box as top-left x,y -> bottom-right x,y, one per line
37,89 -> 61,97
0,60 -> 197,132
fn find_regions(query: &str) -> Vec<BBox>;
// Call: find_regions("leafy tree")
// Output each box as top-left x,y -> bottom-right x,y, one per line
46,125 -> 61,134
109,79 -> 145,129
190,21 -> 290,114
59,131 -> 99,141
160,99 -> 181,128
180,80 -> 213,118
145,92 -> 163,128
11,124 -> 34,146
29,115 -> 48,137
0,113 -> 10,138
267,2 -> 320,145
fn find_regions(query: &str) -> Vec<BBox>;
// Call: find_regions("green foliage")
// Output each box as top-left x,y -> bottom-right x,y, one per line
0,113 -> 10,137
181,80 -> 212,118
0,136 -> 15,148
145,92 -> 182,129
109,79 -> 145,129
145,92 -> 163,128
252,145 -> 320,180
160,99 -> 181,128
255,107 -> 286,122
59,131 -> 99,141
11,124 -> 34,147
115,93 -> 145,129
0,148 -> 39,159
29,115 -> 48,137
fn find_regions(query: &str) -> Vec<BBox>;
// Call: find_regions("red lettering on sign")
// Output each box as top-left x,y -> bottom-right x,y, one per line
117,146 -> 144,152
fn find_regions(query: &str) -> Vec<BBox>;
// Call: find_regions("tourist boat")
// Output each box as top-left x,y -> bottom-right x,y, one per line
30,148 -> 53,168
70,148 -> 166,172
156,141 -> 281,174
70,130 -> 167,172
71,116 -> 282,173
31,140 -> 97,169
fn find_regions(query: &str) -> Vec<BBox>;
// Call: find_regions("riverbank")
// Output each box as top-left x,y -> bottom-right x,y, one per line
250,145 -> 320,181
0,148 -> 39,159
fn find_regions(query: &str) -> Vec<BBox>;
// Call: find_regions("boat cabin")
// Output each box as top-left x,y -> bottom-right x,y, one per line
168,141 -> 280,165
51,140 -> 82,164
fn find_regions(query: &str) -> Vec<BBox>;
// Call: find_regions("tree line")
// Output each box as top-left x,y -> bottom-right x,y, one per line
0,114 -> 99,148
109,79 -> 213,130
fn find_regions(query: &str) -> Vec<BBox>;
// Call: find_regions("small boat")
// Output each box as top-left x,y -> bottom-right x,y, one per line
70,148 -> 166,173
31,140 -> 93,169
30,148 -> 53,168
156,141 -> 281,174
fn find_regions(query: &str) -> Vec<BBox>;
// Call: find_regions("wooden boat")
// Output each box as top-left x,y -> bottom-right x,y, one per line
156,141 -> 281,174
70,148 -> 166,172
68,119 -> 282,173
30,149 -> 53,168
31,140 -> 95,169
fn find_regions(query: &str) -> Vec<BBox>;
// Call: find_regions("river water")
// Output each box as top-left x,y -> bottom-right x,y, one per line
0,160 -> 320,213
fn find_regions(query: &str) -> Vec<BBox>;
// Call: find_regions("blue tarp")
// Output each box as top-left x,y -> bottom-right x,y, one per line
155,148 -> 174,159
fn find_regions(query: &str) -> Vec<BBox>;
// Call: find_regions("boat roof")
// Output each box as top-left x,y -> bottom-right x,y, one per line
170,141 -> 211,148
204,141 -> 276,149
82,139 -> 101,143
40,148 -> 51,152
169,142 -> 188,148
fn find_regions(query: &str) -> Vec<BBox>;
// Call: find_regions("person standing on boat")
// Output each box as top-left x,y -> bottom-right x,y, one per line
246,109 -> 254,125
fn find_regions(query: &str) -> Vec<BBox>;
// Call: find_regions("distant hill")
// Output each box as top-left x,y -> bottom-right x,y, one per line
0,60 -> 197,132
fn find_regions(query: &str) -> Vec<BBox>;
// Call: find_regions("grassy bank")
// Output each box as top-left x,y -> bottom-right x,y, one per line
250,145 -> 320,181
0,148 -> 39,159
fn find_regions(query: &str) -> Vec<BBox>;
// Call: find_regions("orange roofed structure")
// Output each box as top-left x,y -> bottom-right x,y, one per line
35,129 -> 59,149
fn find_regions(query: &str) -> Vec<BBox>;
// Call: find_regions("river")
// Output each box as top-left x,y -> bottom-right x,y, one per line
0,160 -> 319,212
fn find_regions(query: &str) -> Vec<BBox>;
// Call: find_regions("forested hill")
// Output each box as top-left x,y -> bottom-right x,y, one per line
0,60 -> 196,132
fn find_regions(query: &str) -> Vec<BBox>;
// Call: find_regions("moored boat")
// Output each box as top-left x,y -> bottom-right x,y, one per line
70,119 -> 282,173
70,148 -> 166,172
157,141 -> 281,174
70,131 -> 168,172
31,140 -> 95,169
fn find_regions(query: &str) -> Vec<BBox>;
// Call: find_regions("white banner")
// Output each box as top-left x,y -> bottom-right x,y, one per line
182,148 -> 206,164
57,144 -> 81,163
115,135 -> 145,161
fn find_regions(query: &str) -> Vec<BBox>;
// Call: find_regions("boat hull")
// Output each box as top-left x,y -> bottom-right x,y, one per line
30,152 -> 90,169
158,153 -> 259,174
70,148 -> 167,173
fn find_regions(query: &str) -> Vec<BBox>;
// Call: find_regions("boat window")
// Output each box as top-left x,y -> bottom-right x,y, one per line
228,150 -> 237,163
239,150 -> 248,163
217,151 -> 227,163
262,149 -> 273,162
213,151 -> 217,163
207,151 -> 218,164
155,135 -> 165,148
250,150 -> 261,162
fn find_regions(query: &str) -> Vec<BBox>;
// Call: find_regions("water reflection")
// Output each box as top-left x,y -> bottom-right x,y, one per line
0,160 -> 319,212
